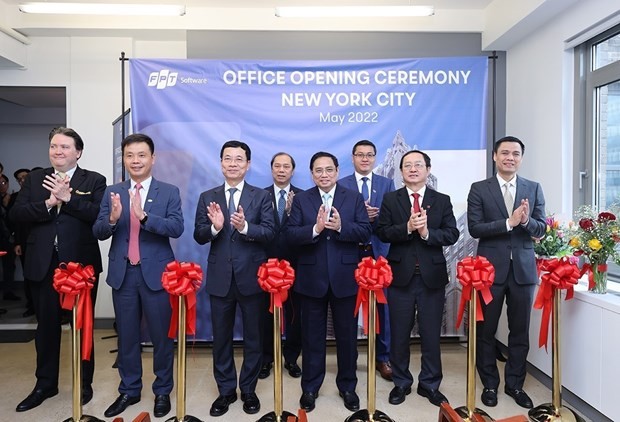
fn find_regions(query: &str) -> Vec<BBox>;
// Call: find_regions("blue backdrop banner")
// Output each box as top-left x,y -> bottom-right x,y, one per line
129,57 -> 488,340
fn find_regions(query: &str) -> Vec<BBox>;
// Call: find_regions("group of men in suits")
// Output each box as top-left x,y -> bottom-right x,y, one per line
12,129 -> 545,418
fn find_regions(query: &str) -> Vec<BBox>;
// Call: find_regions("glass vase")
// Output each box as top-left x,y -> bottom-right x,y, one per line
590,263 -> 608,294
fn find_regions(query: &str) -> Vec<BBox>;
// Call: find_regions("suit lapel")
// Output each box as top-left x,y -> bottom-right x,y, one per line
332,184 -> 347,211
144,178 -> 158,213
396,187 -> 412,218
488,177 -> 509,217
120,180 -> 132,231
514,176 -> 526,207
421,188 -> 435,212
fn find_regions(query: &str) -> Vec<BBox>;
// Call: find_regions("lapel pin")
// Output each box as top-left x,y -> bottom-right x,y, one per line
147,199 -> 153,203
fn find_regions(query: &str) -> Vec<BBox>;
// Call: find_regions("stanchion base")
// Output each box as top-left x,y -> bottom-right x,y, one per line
454,406 -> 495,422
256,410 -> 298,421
62,415 -> 105,422
344,409 -> 395,422
528,404 -> 585,422
164,416 -> 204,422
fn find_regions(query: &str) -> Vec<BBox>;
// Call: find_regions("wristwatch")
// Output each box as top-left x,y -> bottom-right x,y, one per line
140,212 -> 148,224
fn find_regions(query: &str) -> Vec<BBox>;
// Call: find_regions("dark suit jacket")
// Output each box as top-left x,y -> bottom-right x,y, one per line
10,167 -> 106,281
339,173 -> 396,259
194,182 -> 275,297
93,178 -> 184,291
376,187 -> 459,289
263,184 -> 302,263
285,184 -> 372,298
467,175 -> 546,285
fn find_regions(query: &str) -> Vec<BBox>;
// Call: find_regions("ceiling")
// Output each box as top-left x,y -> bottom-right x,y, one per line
0,0 -> 580,108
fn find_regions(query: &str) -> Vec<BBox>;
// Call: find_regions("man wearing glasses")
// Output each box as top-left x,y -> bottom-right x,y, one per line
339,139 -> 396,382
194,140 -> 275,417
376,150 -> 459,407
286,152 -> 371,412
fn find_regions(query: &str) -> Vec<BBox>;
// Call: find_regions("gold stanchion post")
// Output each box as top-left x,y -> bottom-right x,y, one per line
257,298 -> 297,422
528,289 -> 584,422
453,287 -> 493,422
165,296 -> 203,422
62,294 -> 104,422
345,290 -> 394,422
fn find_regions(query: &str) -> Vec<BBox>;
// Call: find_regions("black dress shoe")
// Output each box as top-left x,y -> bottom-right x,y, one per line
104,393 -> 141,417
258,362 -> 272,379
241,392 -> 261,414
16,387 -> 59,412
481,388 -> 498,407
504,387 -> 534,409
299,392 -> 318,412
388,386 -> 411,405
154,394 -> 171,417
417,385 -> 448,406
210,393 -> 237,417
4,292 -> 21,301
81,385 -> 93,405
284,361 -> 302,378
339,390 -> 360,411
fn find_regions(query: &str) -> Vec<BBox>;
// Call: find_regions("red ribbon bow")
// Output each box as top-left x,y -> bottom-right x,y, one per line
52,262 -> 96,360
579,262 -> 608,291
257,259 -> 295,333
456,256 -> 495,328
0,251 -> 7,256
534,257 -> 579,350
354,256 -> 392,335
162,261 -> 203,339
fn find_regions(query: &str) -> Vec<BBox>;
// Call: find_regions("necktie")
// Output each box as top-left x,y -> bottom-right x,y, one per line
277,190 -> 286,222
412,192 -> 421,213
228,187 -> 238,226
503,183 -> 514,215
128,183 -> 142,264
361,177 -> 370,202
322,193 -> 331,216
56,171 -> 66,213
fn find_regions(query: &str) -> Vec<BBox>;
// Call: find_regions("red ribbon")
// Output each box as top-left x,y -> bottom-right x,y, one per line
354,256 -> 393,335
533,257 -> 579,350
0,251 -> 7,256
52,262 -> 96,361
162,261 -> 203,339
456,256 -> 495,329
580,262 -> 608,290
257,258 -> 296,310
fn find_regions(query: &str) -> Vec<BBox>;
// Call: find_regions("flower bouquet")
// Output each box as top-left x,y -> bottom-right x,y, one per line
533,215 -> 572,259
568,205 -> 620,293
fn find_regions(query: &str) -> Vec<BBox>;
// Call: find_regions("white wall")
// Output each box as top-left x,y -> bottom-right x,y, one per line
0,36 -> 186,318
500,1 -> 620,419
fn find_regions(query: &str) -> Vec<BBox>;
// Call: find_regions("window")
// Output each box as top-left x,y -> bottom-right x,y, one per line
575,24 -> 620,280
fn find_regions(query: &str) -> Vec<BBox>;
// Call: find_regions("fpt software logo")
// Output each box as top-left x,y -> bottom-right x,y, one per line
148,70 -> 178,89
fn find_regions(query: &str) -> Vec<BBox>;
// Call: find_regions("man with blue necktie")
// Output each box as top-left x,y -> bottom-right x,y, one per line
339,139 -> 395,382
194,140 -> 275,417
259,152 -> 303,380
286,151 -> 371,413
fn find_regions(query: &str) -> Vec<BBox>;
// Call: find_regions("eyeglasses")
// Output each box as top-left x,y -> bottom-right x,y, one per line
402,163 -> 427,171
313,167 -> 336,175
353,153 -> 376,159
222,156 -> 247,165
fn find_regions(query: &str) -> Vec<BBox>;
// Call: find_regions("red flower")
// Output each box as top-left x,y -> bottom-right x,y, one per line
598,212 -> 617,222
579,218 -> 595,231
573,249 -> 584,257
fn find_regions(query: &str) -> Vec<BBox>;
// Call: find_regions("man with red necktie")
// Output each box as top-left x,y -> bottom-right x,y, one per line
376,150 -> 459,408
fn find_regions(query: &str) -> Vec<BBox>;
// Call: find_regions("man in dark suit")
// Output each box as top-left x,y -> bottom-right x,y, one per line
286,152 -> 372,413
194,140 -> 275,417
467,136 -> 546,409
259,152 -> 303,380
376,150 -> 459,407
93,133 -> 184,418
10,127 -> 106,412
339,139 -> 396,382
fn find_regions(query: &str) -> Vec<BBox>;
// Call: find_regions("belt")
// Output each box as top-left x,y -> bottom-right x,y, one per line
127,258 -> 141,266
358,244 -> 373,252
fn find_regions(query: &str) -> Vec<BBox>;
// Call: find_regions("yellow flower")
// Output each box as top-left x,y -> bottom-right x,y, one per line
569,237 -> 581,248
546,225 -> 551,233
588,239 -> 603,251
